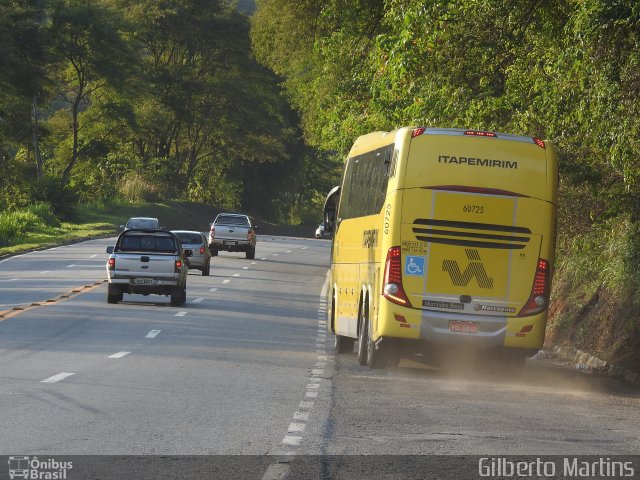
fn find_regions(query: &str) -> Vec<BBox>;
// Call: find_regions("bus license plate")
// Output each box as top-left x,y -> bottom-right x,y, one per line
449,321 -> 478,334
133,278 -> 155,285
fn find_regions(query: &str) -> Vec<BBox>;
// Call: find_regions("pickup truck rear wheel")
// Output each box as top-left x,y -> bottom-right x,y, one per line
171,282 -> 186,306
107,284 -> 123,304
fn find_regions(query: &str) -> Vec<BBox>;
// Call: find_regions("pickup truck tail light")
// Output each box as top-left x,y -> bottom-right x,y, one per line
175,259 -> 183,272
247,230 -> 254,241
108,258 -> 115,270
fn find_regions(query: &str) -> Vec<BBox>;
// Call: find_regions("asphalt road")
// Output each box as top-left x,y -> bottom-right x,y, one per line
1,236 -> 639,478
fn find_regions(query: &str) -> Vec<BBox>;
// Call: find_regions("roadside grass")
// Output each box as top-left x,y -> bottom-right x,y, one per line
0,200 -> 217,257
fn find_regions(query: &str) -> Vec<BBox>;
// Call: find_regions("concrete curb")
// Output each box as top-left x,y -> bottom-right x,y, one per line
543,345 -> 640,387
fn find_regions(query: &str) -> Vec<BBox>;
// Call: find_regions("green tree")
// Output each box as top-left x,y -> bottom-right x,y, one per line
47,0 -> 133,185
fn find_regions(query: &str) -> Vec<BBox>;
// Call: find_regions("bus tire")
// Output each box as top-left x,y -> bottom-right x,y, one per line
366,317 -> 388,369
335,334 -> 354,354
357,309 -> 368,366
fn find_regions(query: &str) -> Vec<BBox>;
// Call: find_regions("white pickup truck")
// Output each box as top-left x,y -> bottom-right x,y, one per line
208,213 -> 257,259
105,229 -> 190,306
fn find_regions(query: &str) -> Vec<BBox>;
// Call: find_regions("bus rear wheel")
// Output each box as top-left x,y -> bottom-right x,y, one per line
357,311 -> 368,366
366,317 -> 388,369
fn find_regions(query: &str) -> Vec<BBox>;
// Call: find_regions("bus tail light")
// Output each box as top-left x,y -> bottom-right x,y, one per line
412,127 -> 426,138
108,258 -> 115,271
382,246 -> 411,307
518,259 -> 550,317
533,137 -> 546,149
463,130 -> 497,138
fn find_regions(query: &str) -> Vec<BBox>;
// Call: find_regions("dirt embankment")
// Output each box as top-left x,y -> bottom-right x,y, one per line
546,274 -> 640,374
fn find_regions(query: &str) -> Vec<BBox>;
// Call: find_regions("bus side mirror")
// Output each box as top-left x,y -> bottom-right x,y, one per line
324,207 -> 336,233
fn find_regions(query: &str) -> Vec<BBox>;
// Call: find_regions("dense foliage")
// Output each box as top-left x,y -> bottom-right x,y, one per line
0,0 -> 337,224
252,0 -> 640,363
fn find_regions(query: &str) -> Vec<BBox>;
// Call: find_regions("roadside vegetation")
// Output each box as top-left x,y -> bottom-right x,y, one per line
0,200 -> 214,256
250,0 -> 640,369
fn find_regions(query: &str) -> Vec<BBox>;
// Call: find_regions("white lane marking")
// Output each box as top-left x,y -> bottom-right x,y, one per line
317,355 -> 327,361
288,423 -> 306,433
66,264 -> 76,268
282,435 -> 302,446
272,253 -> 279,256
285,250 -> 292,253
41,372 -> 75,383
311,369 -> 324,376
301,247 -> 308,250
305,391 -> 318,398
175,311 -> 187,317
306,383 -> 320,389
145,329 -> 161,338
222,279 -> 230,284
0,278 -> 17,282
293,411 -> 309,421
260,258 -> 267,260
89,254 -> 97,258
242,266 -> 249,270
193,298 -> 204,304
209,287 -> 218,292
262,463 -> 290,480
39,271 -> 50,274
315,362 -> 327,368
108,351 -> 130,359
233,274 -> 240,277
251,262 -> 257,265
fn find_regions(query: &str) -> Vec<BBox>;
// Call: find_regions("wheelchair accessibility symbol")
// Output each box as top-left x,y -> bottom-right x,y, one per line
404,256 -> 425,276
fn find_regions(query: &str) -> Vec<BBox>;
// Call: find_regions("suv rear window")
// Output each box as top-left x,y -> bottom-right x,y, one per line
126,219 -> 159,229
119,235 -> 176,253
176,233 -> 203,244
215,215 -> 249,226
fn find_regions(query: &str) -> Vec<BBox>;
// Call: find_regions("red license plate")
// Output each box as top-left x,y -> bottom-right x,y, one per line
449,321 -> 478,334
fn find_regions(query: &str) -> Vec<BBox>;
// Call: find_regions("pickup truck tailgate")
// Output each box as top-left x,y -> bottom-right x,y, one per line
114,253 -> 176,278
214,225 -> 248,240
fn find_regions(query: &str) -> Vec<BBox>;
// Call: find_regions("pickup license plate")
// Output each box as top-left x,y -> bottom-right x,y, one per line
449,321 -> 478,334
132,278 -> 155,285
223,240 -> 237,245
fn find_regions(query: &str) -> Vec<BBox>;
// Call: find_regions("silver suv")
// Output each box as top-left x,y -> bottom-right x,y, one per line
120,217 -> 160,230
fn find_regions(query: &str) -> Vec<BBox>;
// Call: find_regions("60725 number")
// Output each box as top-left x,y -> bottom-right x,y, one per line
463,204 -> 484,214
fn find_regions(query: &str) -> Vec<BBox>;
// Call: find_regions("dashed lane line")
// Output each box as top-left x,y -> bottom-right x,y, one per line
108,351 -> 130,359
145,330 -> 161,339
193,298 -> 204,304
41,372 -> 75,384
175,311 -> 187,317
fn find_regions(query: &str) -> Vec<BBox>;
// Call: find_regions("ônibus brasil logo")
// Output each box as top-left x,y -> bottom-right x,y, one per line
8,456 -> 73,480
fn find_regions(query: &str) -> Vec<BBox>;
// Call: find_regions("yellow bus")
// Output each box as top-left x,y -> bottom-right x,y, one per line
323,127 -> 558,369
